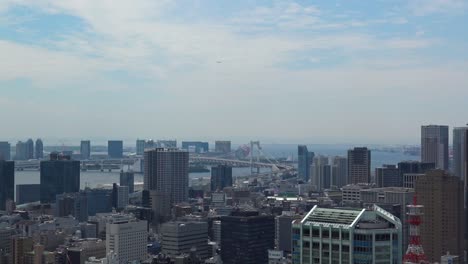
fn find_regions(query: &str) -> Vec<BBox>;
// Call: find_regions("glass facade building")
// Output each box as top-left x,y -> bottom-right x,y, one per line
40,153 -> 80,203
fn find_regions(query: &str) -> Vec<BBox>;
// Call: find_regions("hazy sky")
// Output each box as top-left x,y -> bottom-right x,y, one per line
0,0 -> 467,144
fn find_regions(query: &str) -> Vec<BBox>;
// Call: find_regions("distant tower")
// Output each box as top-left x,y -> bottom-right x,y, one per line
35,139 -> 43,159
403,196 -> 428,264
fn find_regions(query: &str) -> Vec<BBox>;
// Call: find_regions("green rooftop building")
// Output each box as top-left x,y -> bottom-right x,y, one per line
292,205 -> 402,264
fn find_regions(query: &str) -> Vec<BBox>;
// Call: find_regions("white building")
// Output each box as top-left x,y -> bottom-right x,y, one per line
161,221 -> 210,260
106,217 -> 147,263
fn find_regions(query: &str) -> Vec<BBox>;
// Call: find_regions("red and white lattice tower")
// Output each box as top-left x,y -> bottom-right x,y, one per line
403,196 -> 428,264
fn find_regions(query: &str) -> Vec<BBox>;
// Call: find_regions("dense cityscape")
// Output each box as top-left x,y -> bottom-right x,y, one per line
0,125 -> 465,263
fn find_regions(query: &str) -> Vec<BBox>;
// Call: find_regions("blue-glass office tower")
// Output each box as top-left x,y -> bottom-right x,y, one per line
0,160 -> 14,210
120,171 -> 135,193
108,140 -> 123,158
16,184 -> 40,204
298,145 -> 313,182
84,188 -> 112,216
211,165 -> 233,191
40,153 -> 80,203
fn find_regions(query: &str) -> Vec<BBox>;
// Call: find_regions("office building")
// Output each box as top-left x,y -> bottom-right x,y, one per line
215,141 -> 231,153
0,160 -> 14,211
157,140 -> 177,148
40,153 -> 80,203
398,161 -> 435,181
84,188 -> 112,216
415,170 -> 465,263
421,125 -> 449,170
375,164 -> 400,187
106,218 -> 147,263
453,126 -> 468,179
181,141 -> 209,153
297,145 -> 312,183
341,184 -> 372,205
403,173 -> 426,189
221,211 -> 274,264
144,148 -> 189,222
16,184 -> 40,204
347,147 -> 371,184
116,186 -> 129,209
25,138 -> 34,160
311,155 -> 330,190
81,140 -> 91,160
210,165 -> 233,191
136,139 -> 146,155
15,141 -> 27,160
11,236 -> 34,264
161,221 -> 210,260
107,140 -> 123,159
56,192 -> 88,222
360,187 -> 414,254
331,156 -> 347,188
276,212 -> 301,253
0,142 -> 11,160
120,171 -> 134,194
292,205 -> 402,264
35,138 -> 43,159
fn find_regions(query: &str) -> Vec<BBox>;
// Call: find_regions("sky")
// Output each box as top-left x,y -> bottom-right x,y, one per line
0,0 -> 467,145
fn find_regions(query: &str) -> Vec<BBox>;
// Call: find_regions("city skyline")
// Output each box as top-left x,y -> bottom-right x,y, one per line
0,1 -> 467,143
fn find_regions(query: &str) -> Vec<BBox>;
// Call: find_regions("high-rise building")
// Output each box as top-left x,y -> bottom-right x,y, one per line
0,142 -> 11,160
161,221 -> 210,260
15,141 -> 27,160
0,160 -> 14,211
106,217 -> 147,263
136,139 -> 146,155
210,165 -> 233,191
40,153 -> 80,203
107,140 -> 123,159
11,236 -> 34,264
275,212 -> 301,253
80,140 -> 91,160
120,171 -> 134,194
297,145 -> 311,182
453,126 -> 468,179
116,185 -> 129,209
311,155 -> 329,190
35,139 -> 43,159
16,184 -> 40,204
398,161 -> 435,179
347,147 -> 371,184
181,141 -> 209,153
331,156 -> 347,188
56,192 -> 88,222
25,138 -> 34,160
221,211 -> 274,264
421,125 -> 449,170
375,164 -> 400,187
292,205 -> 402,264
84,188 -> 112,216
144,148 -> 189,222
215,141 -> 231,153
415,170 -> 465,263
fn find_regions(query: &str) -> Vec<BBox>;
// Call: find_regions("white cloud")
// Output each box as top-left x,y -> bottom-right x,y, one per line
409,0 -> 467,16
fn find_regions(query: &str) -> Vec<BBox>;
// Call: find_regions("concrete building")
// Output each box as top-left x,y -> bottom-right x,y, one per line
11,236 -> 34,264
161,221 -> 210,260
119,171 -> 134,194
210,165 -> 232,192
421,125 -> 449,170
347,147 -> 371,184
297,145 -> 312,183
220,211 -> 274,264
67,239 -> 106,264
181,141 -> 209,153
81,140 -> 91,160
341,184 -> 373,205
214,141 -> 231,153
0,142 -> 11,160
292,205 -> 402,264
398,161 -> 435,188
40,153 -> 80,203
144,148 -> 189,222
403,173 -> 426,189
375,164 -> 400,187
275,212 -> 301,253
56,192 -> 88,222
453,126 -> 468,179
15,141 -> 27,160
331,156 -> 347,188
0,160 -> 14,211
416,170 -> 465,263
116,186 -> 129,210
84,188 -> 112,216
106,217 -> 147,263
35,139 -> 43,159
136,139 -> 146,155
107,140 -> 123,159
25,139 -> 34,160
311,155 -> 329,190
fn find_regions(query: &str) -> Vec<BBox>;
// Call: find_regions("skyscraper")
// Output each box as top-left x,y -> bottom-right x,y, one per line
144,148 -> 189,222
0,142 -> 11,160
120,171 -> 135,193
421,125 -> 449,170
375,164 -> 400,187
415,170 -> 465,262
210,165 -> 233,191
297,145 -> 311,182
215,141 -> 231,153
221,211 -> 274,264
35,138 -> 43,159
0,160 -> 14,210
15,141 -> 27,160
311,155 -> 329,190
40,153 -> 80,203
25,138 -> 34,160
136,139 -> 146,155
108,140 -> 123,159
347,147 -> 371,184
106,218 -> 147,263
453,126 -> 468,179
331,156 -> 347,188
80,140 -> 91,160
16,184 -> 40,204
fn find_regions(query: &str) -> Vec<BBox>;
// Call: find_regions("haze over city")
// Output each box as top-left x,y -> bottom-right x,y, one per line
1,0 -> 468,144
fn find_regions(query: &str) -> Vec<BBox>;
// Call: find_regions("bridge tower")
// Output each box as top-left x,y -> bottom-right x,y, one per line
250,141 -> 261,175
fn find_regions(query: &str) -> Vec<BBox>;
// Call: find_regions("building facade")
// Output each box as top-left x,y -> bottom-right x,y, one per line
375,164 -> 400,187
107,140 -> 123,159
421,125 -> 449,170
347,147 -> 371,184
35,139 -> 43,159
181,141 -> 209,153
453,126 -> 468,179
16,184 -> 40,204
210,165 -> 233,192
40,153 -> 80,203
0,142 -> 11,160
106,218 -> 147,263
119,171 -> 135,194
161,221 -> 210,260
214,141 -> 231,153
332,156 -> 347,188
0,160 -> 14,210
81,140 -> 91,160
298,145 -> 311,183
